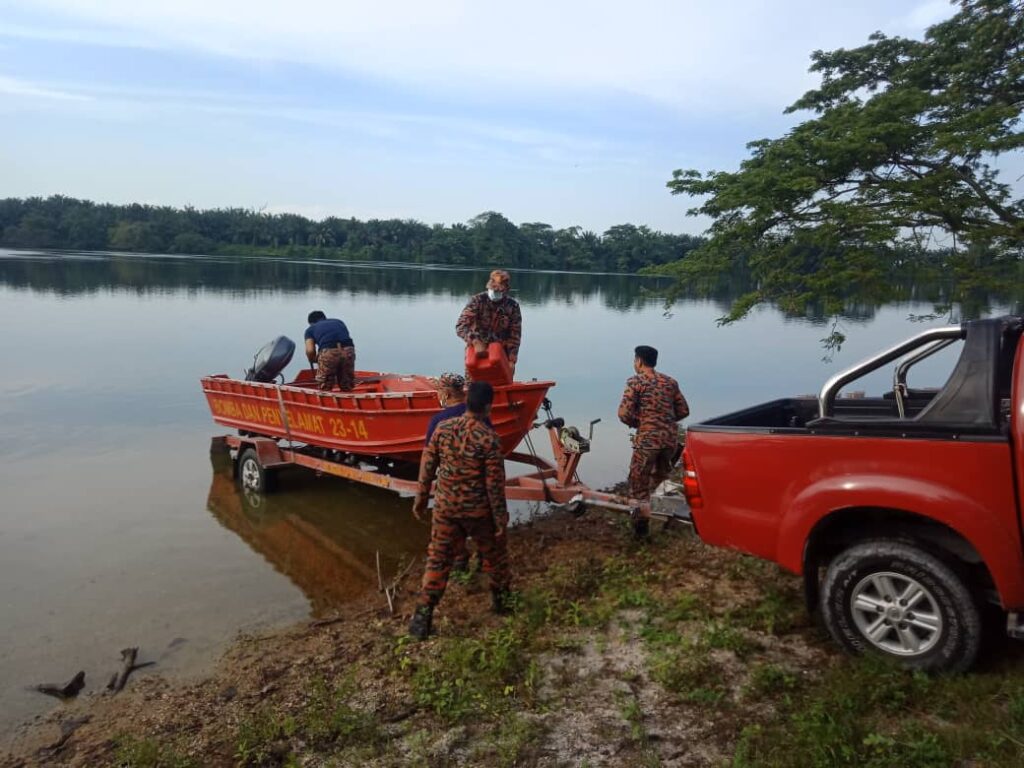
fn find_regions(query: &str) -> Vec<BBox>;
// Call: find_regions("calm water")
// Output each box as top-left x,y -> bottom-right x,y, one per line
0,249 -> 1007,735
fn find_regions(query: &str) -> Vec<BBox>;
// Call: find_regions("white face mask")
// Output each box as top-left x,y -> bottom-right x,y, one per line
487,288 -> 504,301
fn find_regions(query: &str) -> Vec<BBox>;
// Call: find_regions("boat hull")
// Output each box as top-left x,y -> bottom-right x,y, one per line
201,369 -> 554,462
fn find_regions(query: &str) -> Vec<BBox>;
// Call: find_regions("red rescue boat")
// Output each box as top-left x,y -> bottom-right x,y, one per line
201,368 -> 554,462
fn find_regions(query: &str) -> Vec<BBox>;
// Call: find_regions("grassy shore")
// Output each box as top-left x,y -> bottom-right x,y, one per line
5,510 -> 1024,767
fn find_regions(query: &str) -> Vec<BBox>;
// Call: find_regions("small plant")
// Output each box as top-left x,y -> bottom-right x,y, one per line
471,713 -> 546,768
411,623 -> 533,722
235,708 -> 296,767
745,663 -> 800,699
734,584 -> 803,635
648,641 -> 727,704
112,736 -> 198,768
616,690 -> 663,766
703,619 -> 755,657
661,592 -> 708,622
303,677 -> 382,748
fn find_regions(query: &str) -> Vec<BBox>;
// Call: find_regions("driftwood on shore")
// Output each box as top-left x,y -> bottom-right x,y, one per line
106,647 -> 155,693
33,670 -> 86,700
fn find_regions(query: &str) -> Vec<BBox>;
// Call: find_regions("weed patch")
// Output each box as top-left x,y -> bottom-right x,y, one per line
234,677 -> 383,766
112,736 -> 199,768
733,656 -> 1024,767
409,623 -> 538,722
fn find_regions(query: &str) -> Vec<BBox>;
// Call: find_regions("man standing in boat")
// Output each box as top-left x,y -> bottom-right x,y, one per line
456,269 -> 522,377
304,310 -> 356,391
408,381 -> 512,640
617,345 -> 690,538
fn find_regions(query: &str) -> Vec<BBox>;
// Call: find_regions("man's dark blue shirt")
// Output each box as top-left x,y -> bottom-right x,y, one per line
304,318 -> 353,349
425,404 -> 492,443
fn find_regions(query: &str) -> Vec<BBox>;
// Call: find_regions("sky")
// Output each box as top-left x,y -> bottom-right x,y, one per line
0,0 -> 958,234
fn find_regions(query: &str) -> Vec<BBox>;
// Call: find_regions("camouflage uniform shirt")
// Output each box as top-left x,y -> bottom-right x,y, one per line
618,372 -> 690,449
456,293 -> 523,360
417,413 -> 508,523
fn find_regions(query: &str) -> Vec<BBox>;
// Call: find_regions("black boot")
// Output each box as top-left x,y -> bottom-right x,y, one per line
452,556 -> 470,575
408,605 -> 433,640
491,589 -> 516,616
633,516 -> 650,540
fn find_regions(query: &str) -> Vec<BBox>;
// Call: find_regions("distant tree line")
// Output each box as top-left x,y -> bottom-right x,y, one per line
0,195 -> 704,272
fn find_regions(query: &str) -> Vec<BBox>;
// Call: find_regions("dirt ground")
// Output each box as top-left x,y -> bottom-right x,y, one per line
1,504 -> 841,768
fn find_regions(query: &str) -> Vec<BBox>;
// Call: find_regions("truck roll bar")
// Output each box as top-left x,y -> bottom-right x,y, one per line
818,325 -> 965,419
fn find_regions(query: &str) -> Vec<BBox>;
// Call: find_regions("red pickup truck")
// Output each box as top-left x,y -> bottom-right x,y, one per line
682,315 -> 1024,671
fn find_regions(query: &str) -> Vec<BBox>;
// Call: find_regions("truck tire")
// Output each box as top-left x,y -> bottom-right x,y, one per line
237,447 -> 276,494
820,540 -> 981,673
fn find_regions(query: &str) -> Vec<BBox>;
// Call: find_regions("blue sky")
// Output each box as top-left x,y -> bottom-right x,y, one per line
0,0 -> 958,234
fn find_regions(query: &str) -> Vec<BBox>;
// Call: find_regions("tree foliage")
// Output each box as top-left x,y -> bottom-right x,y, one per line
660,0 -> 1023,322
0,196 -> 703,273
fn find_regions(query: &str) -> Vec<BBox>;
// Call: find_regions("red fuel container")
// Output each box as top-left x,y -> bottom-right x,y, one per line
465,342 -> 513,385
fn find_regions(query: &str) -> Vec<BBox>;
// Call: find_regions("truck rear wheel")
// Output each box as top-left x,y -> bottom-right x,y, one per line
237,447 -> 276,494
820,540 -> 981,672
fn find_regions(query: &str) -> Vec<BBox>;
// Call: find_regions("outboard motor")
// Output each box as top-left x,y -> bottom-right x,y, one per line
245,336 -> 295,383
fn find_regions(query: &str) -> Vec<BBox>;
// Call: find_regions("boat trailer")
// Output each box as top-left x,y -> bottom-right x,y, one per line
214,410 -> 690,522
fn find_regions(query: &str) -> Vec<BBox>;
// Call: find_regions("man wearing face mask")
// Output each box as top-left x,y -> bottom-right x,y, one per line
456,269 -> 522,376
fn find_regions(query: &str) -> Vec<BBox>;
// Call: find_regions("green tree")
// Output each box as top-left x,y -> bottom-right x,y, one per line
661,0 -> 1023,323
108,221 -> 164,252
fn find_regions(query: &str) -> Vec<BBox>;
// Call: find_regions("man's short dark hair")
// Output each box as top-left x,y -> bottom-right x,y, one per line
467,381 -> 494,413
308,310 -> 327,324
635,345 -> 658,367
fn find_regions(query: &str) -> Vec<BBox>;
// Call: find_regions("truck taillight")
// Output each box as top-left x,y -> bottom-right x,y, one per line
681,447 -> 703,509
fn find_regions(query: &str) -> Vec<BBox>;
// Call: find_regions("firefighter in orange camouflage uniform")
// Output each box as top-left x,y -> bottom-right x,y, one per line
408,381 -> 512,640
456,269 -> 522,377
618,345 -> 689,538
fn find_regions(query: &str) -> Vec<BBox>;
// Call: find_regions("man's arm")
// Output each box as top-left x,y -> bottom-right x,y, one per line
484,435 -> 508,534
413,432 -> 440,520
304,338 -> 317,365
506,302 -> 522,363
617,380 -> 639,428
456,296 -> 480,344
673,385 -> 690,422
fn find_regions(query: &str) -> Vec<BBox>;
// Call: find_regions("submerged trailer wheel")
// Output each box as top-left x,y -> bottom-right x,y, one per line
820,539 -> 981,673
237,447 -> 276,494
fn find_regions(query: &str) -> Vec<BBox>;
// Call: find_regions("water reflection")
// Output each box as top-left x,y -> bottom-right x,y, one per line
205,448 -> 428,617
2,249 -> 1019,325
0,249 -> 669,312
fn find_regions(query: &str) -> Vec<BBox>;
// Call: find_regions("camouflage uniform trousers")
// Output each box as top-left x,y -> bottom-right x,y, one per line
419,512 -> 510,607
316,346 -> 355,391
628,443 -> 680,516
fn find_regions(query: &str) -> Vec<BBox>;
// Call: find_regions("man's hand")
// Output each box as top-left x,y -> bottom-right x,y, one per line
494,513 -> 508,538
472,339 -> 487,356
412,494 -> 428,521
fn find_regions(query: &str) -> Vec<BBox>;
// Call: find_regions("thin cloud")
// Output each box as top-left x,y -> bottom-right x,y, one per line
0,75 -> 93,101
5,0 -> 952,112
0,75 -> 623,166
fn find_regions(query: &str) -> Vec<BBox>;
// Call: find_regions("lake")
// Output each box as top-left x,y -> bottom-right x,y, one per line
0,248 -> 1007,735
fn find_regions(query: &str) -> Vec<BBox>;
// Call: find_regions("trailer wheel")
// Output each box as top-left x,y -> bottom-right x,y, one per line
237,447 -> 276,494
820,540 -> 981,672
564,499 -> 587,517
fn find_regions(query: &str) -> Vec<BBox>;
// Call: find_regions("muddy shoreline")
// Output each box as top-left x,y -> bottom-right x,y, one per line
5,507 -> 1024,767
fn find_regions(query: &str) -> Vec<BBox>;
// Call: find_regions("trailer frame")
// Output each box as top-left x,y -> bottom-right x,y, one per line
216,417 -> 690,521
